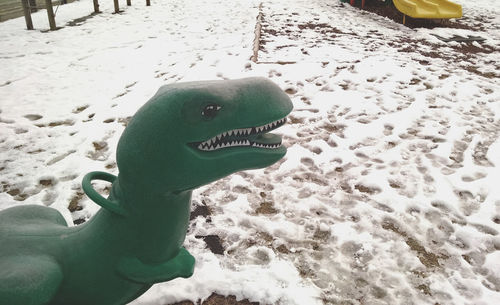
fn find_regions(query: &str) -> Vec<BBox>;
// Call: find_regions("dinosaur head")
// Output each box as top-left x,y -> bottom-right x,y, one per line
116,77 -> 293,192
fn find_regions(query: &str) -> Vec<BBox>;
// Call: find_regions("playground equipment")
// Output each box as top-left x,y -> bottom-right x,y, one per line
347,0 -> 462,23
393,0 -> 462,19
0,78 -> 293,305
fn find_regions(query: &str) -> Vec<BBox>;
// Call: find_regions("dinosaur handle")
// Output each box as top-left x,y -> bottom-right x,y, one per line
82,171 -> 128,217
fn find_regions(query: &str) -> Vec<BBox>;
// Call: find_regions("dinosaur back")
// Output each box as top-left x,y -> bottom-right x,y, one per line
0,205 -> 67,227
0,205 -> 69,257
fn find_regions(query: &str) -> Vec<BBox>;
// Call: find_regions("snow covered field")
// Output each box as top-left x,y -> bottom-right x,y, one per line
1,0 -> 499,304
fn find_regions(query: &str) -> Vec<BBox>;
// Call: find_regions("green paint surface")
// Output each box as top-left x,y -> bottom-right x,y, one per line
0,78 -> 292,305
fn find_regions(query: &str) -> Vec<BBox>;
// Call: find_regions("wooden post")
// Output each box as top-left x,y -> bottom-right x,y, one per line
113,0 -> 119,13
146,0 -> 150,6
93,0 -> 100,13
45,0 -> 57,30
403,15 -> 406,25
21,0 -> 34,30
28,0 -> 37,12
127,0 -> 131,6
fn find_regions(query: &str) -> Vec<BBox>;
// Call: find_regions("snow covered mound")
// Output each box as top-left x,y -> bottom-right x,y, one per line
1,0 -> 499,304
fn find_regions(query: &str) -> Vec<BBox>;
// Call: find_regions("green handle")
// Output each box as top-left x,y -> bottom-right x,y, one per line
82,171 -> 128,217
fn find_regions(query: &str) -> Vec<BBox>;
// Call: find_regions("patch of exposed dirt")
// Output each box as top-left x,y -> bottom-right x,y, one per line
395,36 -> 496,61
36,119 -> 75,128
256,201 -> 278,214
382,218 -> 447,268
275,244 -> 290,254
73,105 -> 89,114
464,66 -> 498,79
190,203 -> 212,220
195,235 -> 225,255
68,190 -> 84,212
297,22 -> 348,35
1,181 -> 29,201
169,293 -> 260,305
39,178 -> 55,187
392,34 -> 498,77
259,13 -> 357,52
72,218 -> 86,225
87,141 -> 109,160
355,184 -> 381,194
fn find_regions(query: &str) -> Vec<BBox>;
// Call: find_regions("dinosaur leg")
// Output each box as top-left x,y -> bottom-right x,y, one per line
117,247 -> 195,284
123,284 -> 154,304
0,255 -> 63,305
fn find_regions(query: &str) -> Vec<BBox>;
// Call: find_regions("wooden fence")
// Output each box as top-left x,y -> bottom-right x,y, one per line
0,0 -> 150,30
0,0 -> 70,22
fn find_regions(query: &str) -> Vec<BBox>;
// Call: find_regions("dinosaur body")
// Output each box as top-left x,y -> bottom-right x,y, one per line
0,78 -> 293,305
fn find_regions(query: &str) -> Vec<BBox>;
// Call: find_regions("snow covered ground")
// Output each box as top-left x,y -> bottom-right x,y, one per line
1,0 -> 499,304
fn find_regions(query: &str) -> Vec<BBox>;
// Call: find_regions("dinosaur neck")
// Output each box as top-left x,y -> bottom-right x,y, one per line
82,177 -> 193,263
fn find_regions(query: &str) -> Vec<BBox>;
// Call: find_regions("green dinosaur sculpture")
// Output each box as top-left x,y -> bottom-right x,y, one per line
0,77 -> 293,305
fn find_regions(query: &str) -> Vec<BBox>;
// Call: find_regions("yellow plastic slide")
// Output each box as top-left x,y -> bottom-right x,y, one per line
393,0 -> 462,19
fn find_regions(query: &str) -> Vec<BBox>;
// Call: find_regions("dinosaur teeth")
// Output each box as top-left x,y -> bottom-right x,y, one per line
197,140 -> 281,151
221,117 -> 287,141
196,117 -> 287,151
251,142 -> 281,149
255,120 -> 278,133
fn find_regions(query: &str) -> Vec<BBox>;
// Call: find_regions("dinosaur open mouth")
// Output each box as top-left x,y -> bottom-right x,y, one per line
192,117 -> 287,152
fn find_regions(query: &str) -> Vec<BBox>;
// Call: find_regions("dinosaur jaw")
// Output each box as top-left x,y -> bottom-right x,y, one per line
190,117 -> 287,152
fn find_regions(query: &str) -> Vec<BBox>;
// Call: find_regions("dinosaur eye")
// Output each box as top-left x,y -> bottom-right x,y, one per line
201,104 -> 221,119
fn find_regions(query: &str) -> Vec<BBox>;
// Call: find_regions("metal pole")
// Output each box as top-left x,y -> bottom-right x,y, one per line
113,0 -> 119,13
93,0 -> 100,13
21,0 -> 34,30
44,0 -> 57,30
